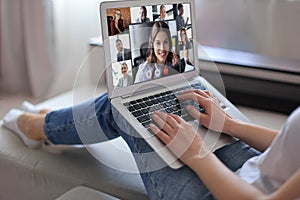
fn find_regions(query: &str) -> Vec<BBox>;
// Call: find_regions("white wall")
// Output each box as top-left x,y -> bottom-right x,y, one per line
47,0 -> 102,97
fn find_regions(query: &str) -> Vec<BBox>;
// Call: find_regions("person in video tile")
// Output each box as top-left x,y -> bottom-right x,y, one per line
134,21 -> 177,83
178,28 -> 194,65
135,6 -> 150,23
176,3 -> 189,31
110,9 -> 125,35
117,62 -> 133,88
155,5 -> 167,21
171,51 -> 186,73
178,28 -> 192,51
115,39 -> 131,62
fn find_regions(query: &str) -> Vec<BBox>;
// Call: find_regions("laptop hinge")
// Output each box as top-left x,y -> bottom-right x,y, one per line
120,78 -> 197,99
120,84 -> 167,99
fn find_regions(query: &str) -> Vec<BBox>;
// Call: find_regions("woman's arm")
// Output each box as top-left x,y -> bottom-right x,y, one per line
115,20 -> 123,34
188,147 -> 300,200
110,20 -> 116,35
178,90 -> 278,152
133,64 -> 144,84
189,150 -> 265,200
150,112 -> 264,199
118,19 -> 125,32
226,119 -> 277,152
150,111 -> 299,200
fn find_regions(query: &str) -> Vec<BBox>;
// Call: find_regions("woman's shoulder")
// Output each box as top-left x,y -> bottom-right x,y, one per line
139,61 -> 151,69
289,106 -> 300,119
135,62 -> 150,83
285,107 -> 300,134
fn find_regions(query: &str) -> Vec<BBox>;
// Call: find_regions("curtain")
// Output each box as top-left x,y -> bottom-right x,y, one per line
0,0 -> 55,98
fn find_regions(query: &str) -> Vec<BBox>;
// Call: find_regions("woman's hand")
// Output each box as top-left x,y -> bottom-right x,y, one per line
150,112 -> 207,166
178,89 -> 233,134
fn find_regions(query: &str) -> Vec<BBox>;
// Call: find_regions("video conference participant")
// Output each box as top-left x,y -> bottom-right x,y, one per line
171,51 -> 186,73
135,6 -> 150,23
178,28 -> 194,65
178,28 -> 192,51
117,62 -> 133,88
176,3 -> 189,31
134,21 -> 178,84
155,5 -> 167,21
110,9 -> 125,36
115,38 -> 131,62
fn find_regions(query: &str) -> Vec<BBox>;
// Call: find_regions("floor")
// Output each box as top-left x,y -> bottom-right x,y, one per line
0,91 -> 289,131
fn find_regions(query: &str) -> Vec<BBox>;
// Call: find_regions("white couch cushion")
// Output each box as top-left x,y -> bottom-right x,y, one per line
0,87 -> 148,200
56,186 -> 119,200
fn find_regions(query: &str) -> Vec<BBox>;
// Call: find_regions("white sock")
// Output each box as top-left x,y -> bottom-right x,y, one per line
3,109 -> 43,149
22,101 -> 40,114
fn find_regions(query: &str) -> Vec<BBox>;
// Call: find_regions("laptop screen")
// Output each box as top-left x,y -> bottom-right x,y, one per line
105,3 -> 195,89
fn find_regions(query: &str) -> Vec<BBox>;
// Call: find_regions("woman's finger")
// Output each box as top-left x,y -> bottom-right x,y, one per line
185,105 -> 207,123
170,113 -> 185,124
155,112 -> 179,129
152,113 -> 174,134
178,92 -> 199,102
182,89 -> 210,98
178,92 -> 210,110
193,89 -> 211,98
150,124 -> 170,144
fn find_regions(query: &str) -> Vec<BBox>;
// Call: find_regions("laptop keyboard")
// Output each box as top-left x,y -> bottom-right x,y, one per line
123,83 -> 227,129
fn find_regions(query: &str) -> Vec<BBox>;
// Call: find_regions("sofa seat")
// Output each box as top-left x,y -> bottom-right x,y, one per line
56,186 -> 120,200
0,87 -> 148,200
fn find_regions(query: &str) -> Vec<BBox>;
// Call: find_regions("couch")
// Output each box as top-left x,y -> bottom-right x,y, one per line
0,87 -> 148,200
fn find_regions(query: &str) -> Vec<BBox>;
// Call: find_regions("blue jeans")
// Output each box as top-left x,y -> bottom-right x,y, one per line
44,93 -> 261,200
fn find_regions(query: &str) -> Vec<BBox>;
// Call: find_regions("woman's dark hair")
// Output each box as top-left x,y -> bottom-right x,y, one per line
141,6 -> 147,16
177,3 -> 183,11
147,21 -> 172,65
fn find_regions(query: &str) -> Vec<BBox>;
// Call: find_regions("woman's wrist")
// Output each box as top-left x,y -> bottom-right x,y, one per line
223,118 -> 241,136
185,145 -> 211,169
187,150 -> 213,171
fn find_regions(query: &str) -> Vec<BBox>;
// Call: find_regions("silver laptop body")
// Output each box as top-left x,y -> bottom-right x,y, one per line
100,0 -> 248,169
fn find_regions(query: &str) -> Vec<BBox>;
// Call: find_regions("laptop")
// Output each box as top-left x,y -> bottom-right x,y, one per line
99,0 -> 248,169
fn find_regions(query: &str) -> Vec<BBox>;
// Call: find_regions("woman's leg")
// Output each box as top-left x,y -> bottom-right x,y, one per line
15,93 -> 120,145
43,93 -> 121,145
15,92 -> 261,199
